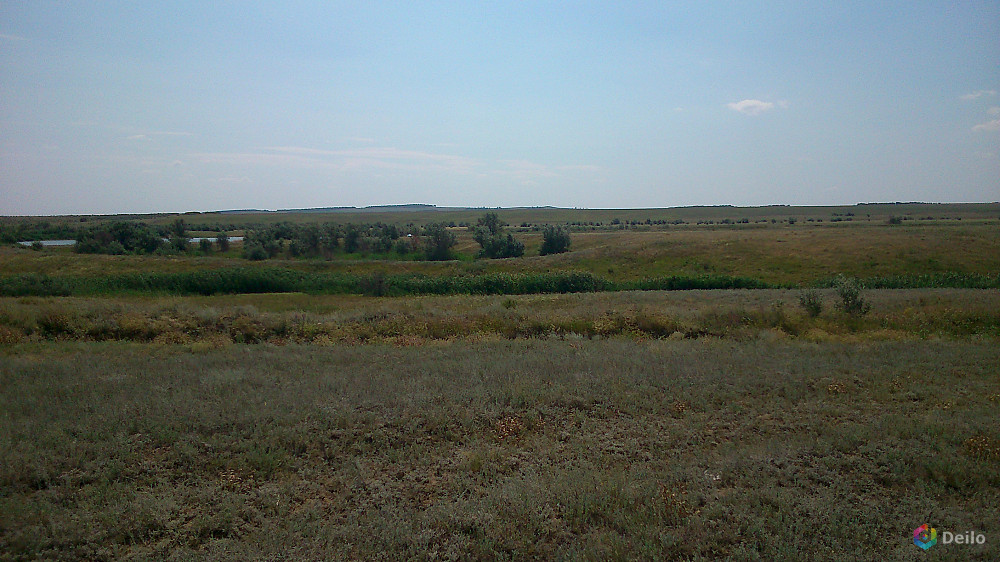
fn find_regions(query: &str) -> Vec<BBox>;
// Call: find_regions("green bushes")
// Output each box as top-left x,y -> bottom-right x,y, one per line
0,274 -> 73,297
624,276 -> 773,291
423,223 -> 457,261
539,225 -> 571,256
857,273 -> 1000,289
833,275 -> 871,316
9,269 -> 991,299
798,290 -> 823,317
472,213 -> 524,259
0,269 -> 781,298
74,221 -> 165,255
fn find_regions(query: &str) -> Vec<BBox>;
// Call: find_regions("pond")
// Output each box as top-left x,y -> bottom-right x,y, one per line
18,237 -> 244,247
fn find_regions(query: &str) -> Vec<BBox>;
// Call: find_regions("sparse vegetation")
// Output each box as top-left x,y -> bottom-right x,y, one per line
834,275 -> 872,316
798,289 -> 823,317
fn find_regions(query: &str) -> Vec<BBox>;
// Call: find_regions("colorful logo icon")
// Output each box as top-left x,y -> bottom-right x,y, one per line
914,524 -> 938,550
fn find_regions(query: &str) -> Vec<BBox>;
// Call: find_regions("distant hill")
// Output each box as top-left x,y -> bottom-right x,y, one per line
275,204 -> 440,214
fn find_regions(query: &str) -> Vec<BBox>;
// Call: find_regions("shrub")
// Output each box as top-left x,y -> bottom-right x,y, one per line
474,232 -> 524,259
472,213 -> 524,259
343,224 -> 361,254
834,275 -> 871,315
243,243 -> 269,261
169,235 -> 189,252
360,272 -> 391,296
539,225 -> 571,255
170,218 -> 186,237
199,239 -> 213,254
216,232 -> 230,252
74,221 -> 164,255
887,216 -> 903,225
423,223 -> 457,261
798,290 -> 823,317
394,238 -> 412,255
0,274 -> 73,297
106,241 -> 126,255
30,241 -> 44,251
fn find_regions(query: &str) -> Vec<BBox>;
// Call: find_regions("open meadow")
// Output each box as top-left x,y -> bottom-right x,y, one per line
2,204 -> 999,560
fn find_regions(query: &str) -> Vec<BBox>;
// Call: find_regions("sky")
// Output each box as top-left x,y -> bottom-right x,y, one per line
1,1 -> 998,215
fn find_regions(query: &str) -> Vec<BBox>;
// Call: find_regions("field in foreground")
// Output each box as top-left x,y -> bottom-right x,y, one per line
2,338 -> 998,560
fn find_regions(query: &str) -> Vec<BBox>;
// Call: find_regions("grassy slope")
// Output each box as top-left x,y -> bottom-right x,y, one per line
2,289 -> 999,345
3,221 -> 999,287
146,202 -> 1000,227
2,341 -> 997,560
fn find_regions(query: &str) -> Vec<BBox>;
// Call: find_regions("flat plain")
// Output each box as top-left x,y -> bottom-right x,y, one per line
1,203 -> 998,560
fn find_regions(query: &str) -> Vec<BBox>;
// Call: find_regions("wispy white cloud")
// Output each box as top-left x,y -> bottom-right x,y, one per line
972,106 -> 1000,131
493,160 -> 603,186
126,130 -> 193,141
215,175 -> 253,184
972,119 -> 1000,132
192,146 -> 603,185
0,33 -> 25,41
727,99 -> 777,116
960,90 -> 997,100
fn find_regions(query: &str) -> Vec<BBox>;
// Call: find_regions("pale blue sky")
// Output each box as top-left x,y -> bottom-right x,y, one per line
1,1 -> 998,215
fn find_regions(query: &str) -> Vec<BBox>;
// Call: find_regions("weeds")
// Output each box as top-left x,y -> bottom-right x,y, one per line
834,275 -> 872,316
798,290 -> 823,317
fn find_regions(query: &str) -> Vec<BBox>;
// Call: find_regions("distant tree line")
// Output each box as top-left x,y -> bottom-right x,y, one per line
239,221 -> 457,261
71,219 -> 227,256
8,214 -> 574,261
0,220 -> 83,244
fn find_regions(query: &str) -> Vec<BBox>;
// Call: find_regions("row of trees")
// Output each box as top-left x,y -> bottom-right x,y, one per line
240,222 -> 458,261
72,219 -> 229,255
238,214 -> 570,261
471,213 -> 570,258
60,214 -> 571,261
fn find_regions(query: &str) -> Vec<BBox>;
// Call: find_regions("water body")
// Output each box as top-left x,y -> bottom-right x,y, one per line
187,236 -> 244,243
18,236 -> 244,247
16,239 -> 76,246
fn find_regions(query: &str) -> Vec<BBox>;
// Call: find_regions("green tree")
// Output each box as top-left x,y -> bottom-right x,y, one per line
243,243 -> 269,260
169,235 -> 189,252
344,224 -> 361,253
476,212 -> 504,235
170,218 -> 186,237
423,223 -> 456,261
472,213 -> 524,259
216,232 -> 230,252
539,225 -> 571,255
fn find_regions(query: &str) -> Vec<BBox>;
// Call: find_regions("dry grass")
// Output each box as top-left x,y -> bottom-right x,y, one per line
1,340 -> 997,559
1,289 -> 997,347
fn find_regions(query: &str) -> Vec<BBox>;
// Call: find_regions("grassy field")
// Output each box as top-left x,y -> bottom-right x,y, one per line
2,339 -> 998,560
2,204 -> 998,559
4,220 -> 999,288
